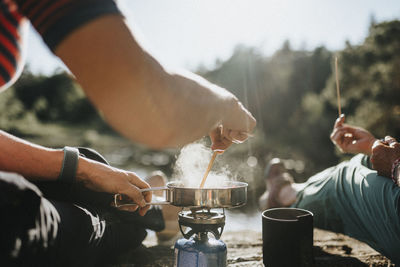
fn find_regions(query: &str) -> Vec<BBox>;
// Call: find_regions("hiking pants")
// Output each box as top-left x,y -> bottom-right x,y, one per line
293,154 -> 400,264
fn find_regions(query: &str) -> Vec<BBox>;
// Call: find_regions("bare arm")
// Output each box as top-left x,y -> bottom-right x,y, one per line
55,14 -> 255,149
330,116 -> 400,185
0,130 -> 64,180
0,130 -> 151,215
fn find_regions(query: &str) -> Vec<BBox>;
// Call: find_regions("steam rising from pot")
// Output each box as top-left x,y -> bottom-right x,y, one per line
173,143 -> 232,188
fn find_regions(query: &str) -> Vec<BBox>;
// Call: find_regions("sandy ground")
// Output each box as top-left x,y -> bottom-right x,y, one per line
111,228 -> 394,267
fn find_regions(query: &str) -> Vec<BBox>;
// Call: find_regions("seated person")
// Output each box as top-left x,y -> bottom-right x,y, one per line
0,144 -> 181,266
259,114 -> 400,264
0,0 -> 256,266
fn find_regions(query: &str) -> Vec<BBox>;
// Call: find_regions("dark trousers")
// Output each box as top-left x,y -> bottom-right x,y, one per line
0,171 -> 150,267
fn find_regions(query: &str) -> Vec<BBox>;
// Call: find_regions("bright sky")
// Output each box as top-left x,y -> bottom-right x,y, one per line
25,0 -> 400,75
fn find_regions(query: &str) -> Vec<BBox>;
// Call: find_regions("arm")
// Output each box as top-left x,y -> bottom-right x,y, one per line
54,14 -> 256,150
0,130 -> 151,215
330,116 -> 400,184
0,130 -> 64,180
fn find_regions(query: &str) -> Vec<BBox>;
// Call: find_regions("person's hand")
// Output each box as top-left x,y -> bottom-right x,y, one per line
77,159 -> 151,216
330,114 -> 377,155
370,136 -> 400,178
210,98 -> 256,151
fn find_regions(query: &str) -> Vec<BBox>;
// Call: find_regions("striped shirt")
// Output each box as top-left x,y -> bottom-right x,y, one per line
0,0 -> 120,90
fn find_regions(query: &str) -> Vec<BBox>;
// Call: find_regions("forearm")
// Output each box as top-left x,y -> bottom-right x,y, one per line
0,130 -> 150,210
0,130 -> 64,180
0,130 -> 120,185
85,66 -> 229,148
55,15 -> 233,148
143,70 -> 232,147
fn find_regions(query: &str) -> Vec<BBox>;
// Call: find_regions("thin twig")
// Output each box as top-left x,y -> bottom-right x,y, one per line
199,151 -> 218,188
335,56 -> 342,116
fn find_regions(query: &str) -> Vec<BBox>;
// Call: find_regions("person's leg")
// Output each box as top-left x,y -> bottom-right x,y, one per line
0,171 -> 147,266
145,171 -> 181,244
292,154 -> 400,264
29,146 -> 178,253
0,171 -> 47,265
258,158 -> 296,210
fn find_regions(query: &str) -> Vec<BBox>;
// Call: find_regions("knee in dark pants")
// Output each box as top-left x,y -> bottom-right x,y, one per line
110,223 -> 147,252
98,223 -> 147,264
0,172 -> 43,262
127,226 -> 147,249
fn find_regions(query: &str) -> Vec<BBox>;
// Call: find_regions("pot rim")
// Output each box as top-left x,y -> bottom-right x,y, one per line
166,180 -> 248,190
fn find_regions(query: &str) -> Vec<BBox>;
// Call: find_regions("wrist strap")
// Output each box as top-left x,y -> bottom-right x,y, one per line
58,146 -> 79,183
390,158 -> 400,186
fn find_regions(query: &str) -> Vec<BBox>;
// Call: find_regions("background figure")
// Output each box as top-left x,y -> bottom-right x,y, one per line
259,115 -> 400,264
0,0 -> 255,265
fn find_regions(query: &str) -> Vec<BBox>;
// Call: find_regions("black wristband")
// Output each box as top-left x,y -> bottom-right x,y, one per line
58,146 -> 79,183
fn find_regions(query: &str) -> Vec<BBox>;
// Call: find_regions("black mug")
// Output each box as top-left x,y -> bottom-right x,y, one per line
262,208 -> 314,267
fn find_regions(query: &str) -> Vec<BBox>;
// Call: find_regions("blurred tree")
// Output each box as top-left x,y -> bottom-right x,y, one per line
0,87 -> 25,128
201,42 -> 333,179
201,20 -> 400,179
13,70 -> 104,125
323,20 -> 400,140
0,19 -> 398,182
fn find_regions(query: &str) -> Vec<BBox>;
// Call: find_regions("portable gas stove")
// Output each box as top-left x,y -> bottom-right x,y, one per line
174,208 -> 227,267
113,181 -> 248,267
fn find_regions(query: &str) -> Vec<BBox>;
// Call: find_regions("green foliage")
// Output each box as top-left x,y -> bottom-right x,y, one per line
13,71 -> 100,123
323,20 -> 400,138
201,43 -> 334,178
201,20 -> 400,179
0,69 -> 113,137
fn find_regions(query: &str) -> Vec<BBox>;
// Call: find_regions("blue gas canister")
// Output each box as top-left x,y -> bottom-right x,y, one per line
175,209 -> 227,267
174,236 -> 227,267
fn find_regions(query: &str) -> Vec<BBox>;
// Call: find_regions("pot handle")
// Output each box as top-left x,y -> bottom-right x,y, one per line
113,186 -> 170,207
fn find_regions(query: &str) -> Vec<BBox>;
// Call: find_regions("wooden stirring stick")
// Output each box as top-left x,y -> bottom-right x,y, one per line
199,150 -> 219,188
335,56 -> 342,116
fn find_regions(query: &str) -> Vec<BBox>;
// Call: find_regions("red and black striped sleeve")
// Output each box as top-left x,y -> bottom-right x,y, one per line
14,0 -> 121,51
0,0 -> 24,89
0,0 -> 121,89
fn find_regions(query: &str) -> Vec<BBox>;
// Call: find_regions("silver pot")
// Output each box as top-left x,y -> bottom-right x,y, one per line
114,181 -> 247,208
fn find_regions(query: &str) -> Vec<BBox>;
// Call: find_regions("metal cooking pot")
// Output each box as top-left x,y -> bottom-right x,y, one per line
114,181 -> 247,208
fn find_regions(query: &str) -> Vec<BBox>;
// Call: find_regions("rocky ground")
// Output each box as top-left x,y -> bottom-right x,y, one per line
111,229 -> 393,267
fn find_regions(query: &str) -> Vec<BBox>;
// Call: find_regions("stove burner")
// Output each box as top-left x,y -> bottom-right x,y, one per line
178,208 -> 225,240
